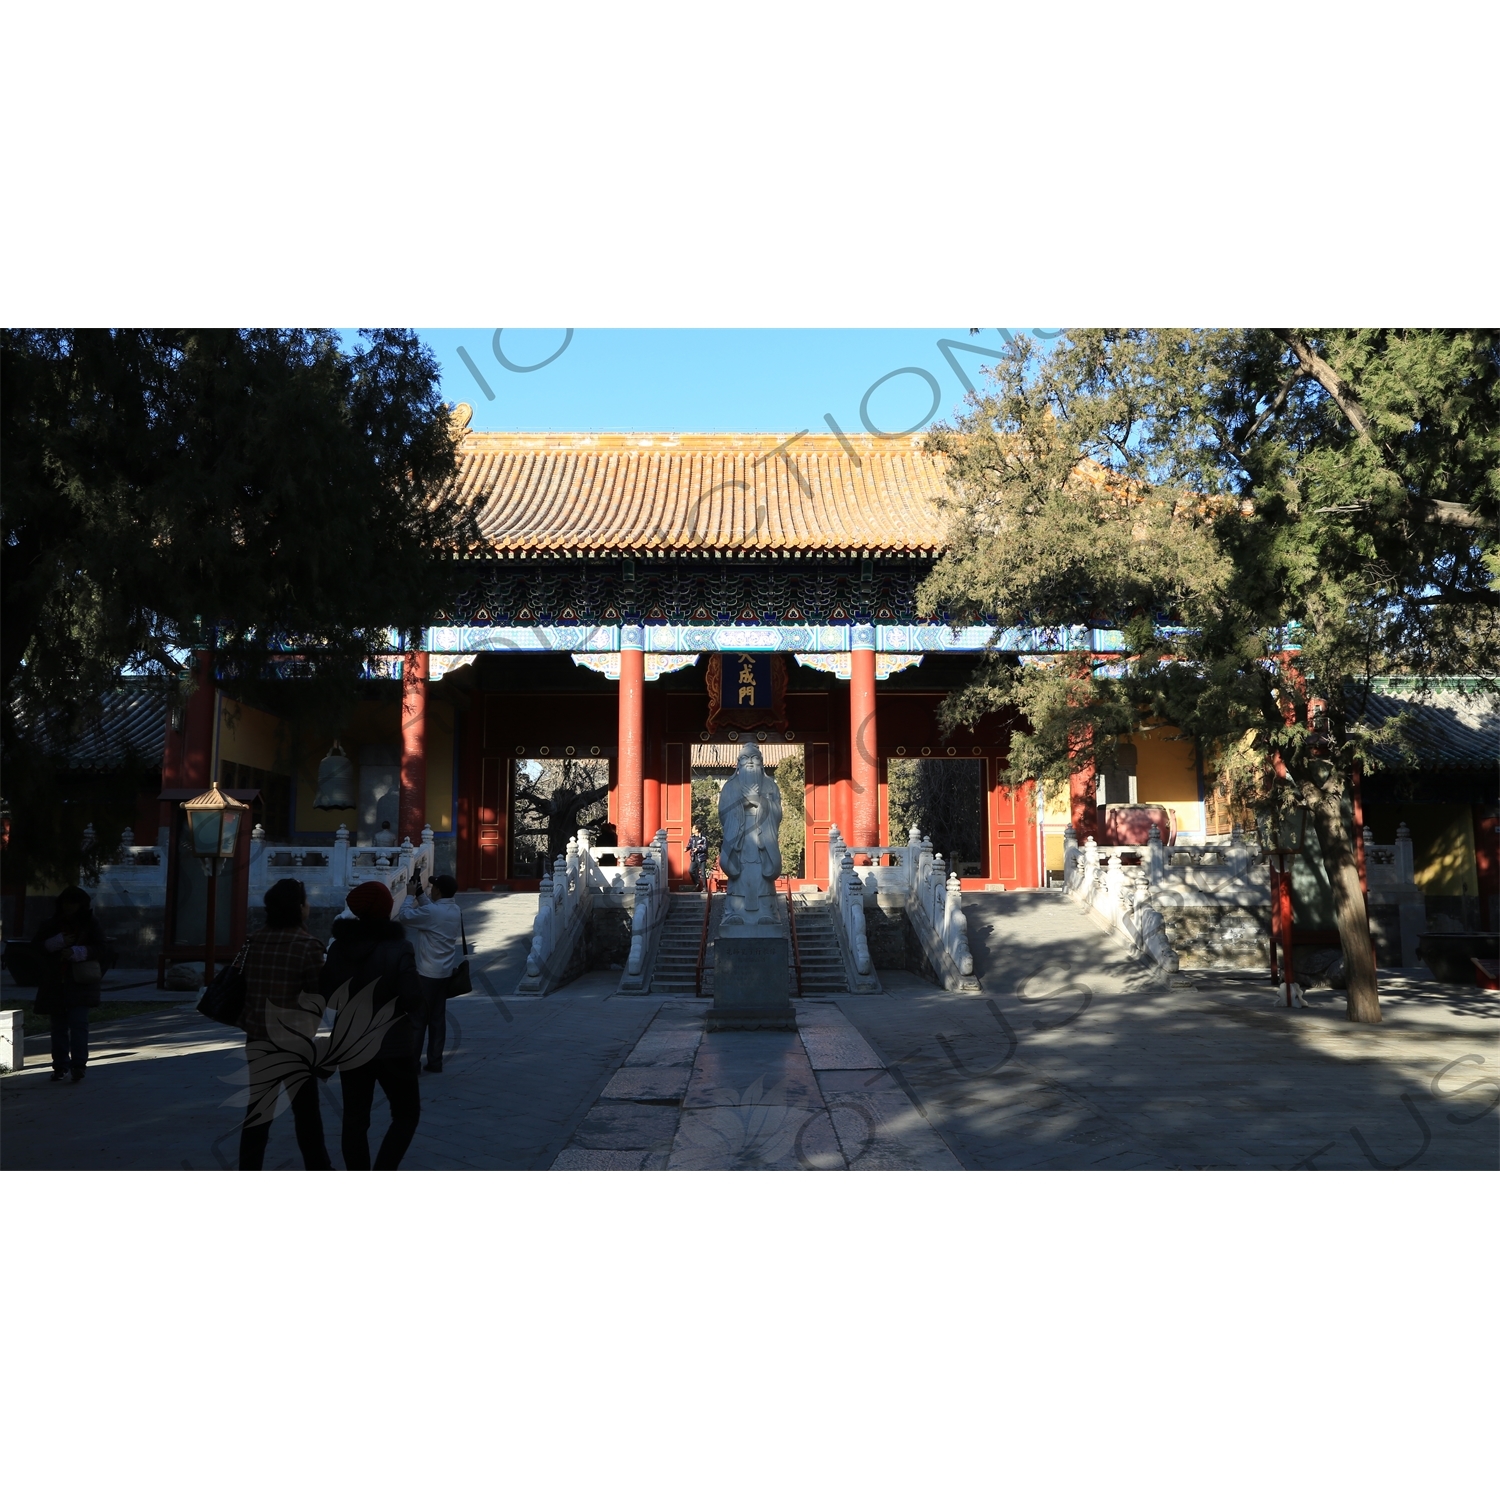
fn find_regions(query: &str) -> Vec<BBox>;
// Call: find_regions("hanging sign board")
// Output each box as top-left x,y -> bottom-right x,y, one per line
705,652 -> 788,733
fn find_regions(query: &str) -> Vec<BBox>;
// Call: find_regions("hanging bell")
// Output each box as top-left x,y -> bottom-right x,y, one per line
313,740 -> 357,809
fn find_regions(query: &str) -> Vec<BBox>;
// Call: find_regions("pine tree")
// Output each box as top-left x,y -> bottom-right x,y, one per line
1,328 -> 472,885
920,329 -> 1499,1024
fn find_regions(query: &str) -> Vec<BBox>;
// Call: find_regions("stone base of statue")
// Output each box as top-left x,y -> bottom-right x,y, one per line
706,929 -> 796,1031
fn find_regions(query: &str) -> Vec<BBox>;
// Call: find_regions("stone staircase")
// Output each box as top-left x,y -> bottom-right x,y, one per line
650,892 -> 715,993
789,898 -> 848,996
647,890 -> 851,995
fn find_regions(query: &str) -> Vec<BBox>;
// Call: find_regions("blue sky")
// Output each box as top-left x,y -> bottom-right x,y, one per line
388,328 -> 1063,434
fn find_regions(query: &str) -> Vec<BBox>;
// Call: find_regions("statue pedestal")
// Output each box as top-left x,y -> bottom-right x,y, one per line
706,929 -> 796,1031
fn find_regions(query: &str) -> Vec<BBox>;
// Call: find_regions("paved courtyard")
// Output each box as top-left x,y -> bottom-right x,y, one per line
3,890 -> 1495,1170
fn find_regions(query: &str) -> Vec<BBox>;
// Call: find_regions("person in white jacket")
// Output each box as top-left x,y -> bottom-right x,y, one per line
401,873 -> 464,1072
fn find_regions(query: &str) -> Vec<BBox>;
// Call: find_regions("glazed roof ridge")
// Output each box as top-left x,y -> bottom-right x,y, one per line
457,430 -> 929,450
444,429 -> 952,553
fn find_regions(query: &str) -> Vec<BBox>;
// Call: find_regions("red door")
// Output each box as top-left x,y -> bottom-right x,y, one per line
806,741 -> 833,888
986,762 -> 1038,889
479,756 -> 506,886
662,742 -> 689,882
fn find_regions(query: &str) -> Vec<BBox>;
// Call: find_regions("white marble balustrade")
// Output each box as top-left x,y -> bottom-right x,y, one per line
825,824 -> 976,992
517,829 -> 670,995
1061,820 -> 1425,969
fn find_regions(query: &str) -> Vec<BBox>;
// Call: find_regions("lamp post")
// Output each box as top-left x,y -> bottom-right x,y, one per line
1258,806 -> 1307,1003
182,782 -> 250,983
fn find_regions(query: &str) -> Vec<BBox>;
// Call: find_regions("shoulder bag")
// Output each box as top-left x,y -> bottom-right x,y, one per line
197,940 -> 250,1028
446,911 -> 472,997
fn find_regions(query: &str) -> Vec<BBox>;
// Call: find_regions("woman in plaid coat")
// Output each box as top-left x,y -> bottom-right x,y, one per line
237,878 -> 331,1170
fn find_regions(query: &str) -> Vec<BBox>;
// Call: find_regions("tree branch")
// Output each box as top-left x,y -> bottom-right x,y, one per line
1431,583 -> 1500,608
1236,363 -> 1305,452
1271,330 -> 1377,444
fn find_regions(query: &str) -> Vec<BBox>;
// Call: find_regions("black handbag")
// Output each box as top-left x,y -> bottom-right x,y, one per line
197,942 -> 249,1028
446,913 -> 472,997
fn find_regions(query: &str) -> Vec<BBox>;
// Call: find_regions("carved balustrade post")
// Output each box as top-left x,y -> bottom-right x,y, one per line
1395,823 -> 1415,884
1145,823 -> 1165,885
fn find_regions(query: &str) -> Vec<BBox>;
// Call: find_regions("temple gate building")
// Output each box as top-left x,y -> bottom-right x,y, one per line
13,422 -> 1493,980
152,426 -> 1136,894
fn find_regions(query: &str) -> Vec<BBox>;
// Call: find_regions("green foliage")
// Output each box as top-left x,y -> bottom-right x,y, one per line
773,751 -> 805,878
920,329 -> 1500,815
886,758 -> 985,870
691,775 -> 723,874
1,327 -> 470,886
919,327 -> 1500,1017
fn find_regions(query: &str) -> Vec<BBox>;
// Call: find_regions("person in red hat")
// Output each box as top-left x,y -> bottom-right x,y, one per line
318,878 -> 422,1169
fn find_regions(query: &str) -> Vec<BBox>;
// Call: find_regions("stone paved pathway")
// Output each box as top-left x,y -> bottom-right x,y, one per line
841,892 -> 1500,1171
551,999 -> 960,1170
3,889 -> 1494,1170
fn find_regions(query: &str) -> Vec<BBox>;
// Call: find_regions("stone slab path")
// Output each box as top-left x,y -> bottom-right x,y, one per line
843,891 -> 1500,1171
3,889 -> 1494,1170
551,999 -> 960,1170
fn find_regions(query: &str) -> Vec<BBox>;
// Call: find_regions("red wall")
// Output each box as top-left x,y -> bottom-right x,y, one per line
457,671 -> 1035,892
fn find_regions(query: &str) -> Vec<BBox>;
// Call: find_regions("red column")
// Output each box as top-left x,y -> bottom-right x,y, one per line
832,683 -> 853,842
1351,764 -> 1368,895
1069,762 -> 1098,842
455,705 -> 483,890
179,648 -> 217,788
642,683 -> 662,844
1473,807 -> 1498,931
160,700 -> 184,792
850,641 -> 879,851
400,649 -> 428,843
617,634 -> 645,848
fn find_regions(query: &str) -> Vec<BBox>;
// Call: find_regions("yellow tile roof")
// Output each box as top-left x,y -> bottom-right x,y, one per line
445,431 -> 952,556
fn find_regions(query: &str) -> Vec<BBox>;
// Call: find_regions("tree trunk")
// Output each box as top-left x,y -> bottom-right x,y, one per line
1304,781 -> 1382,1024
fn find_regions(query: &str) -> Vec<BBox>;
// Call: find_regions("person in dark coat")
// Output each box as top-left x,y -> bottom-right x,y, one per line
238,878 -> 332,1172
318,879 -> 422,1170
33,886 -> 109,1082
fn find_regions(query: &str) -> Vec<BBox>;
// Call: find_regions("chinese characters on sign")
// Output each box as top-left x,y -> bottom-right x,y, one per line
705,652 -> 788,733
734,653 -> 772,708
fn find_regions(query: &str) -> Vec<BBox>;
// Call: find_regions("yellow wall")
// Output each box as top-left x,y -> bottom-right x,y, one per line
1367,803 -> 1479,897
216,697 -> 293,779
289,699 -> 455,836
1042,780 -> 1070,873
426,700 -> 455,834
1132,727 -> 1203,835
1024,730 -> 1206,863
293,701 -> 401,835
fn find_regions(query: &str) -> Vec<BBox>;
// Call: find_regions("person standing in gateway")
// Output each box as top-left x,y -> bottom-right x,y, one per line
401,872 -> 463,1073
318,880 -> 422,1169
687,824 -> 709,892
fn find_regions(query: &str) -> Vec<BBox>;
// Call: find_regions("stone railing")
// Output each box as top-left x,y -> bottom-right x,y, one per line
826,825 -> 977,993
86,828 -> 173,910
516,829 -> 670,995
825,833 -> 878,992
1061,821 -> 1425,970
83,822 -> 435,919
252,824 -> 435,917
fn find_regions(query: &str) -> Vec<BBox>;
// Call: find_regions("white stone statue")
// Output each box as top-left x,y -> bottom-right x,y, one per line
718,743 -> 783,927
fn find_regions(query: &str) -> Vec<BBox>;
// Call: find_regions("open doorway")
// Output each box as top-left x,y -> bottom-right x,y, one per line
509,756 -> 611,879
886,757 -> 985,877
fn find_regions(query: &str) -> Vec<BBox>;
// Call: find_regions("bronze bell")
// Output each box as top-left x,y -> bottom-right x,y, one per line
313,740 -> 357,809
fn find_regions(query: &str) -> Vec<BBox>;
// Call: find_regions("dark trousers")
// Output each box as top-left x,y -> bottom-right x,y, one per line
412,974 -> 449,1068
340,1055 -> 421,1170
49,1005 -> 90,1075
239,1077 -> 332,1170
690,856 -> 706,891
